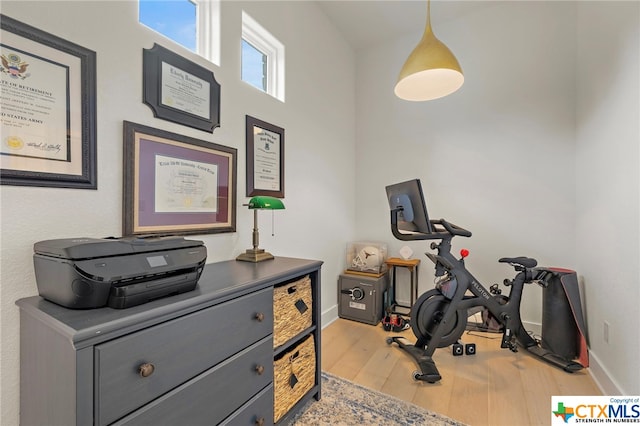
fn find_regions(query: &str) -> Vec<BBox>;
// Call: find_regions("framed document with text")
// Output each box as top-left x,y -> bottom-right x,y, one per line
143,43 -> 220,133
246,115 -> 284,198
0,14 -> 97,189
123,121 -> 236,236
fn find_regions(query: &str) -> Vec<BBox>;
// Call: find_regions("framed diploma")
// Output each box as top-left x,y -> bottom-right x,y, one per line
0,14 -> 97,189
143,43 -> 220,133
246,115 -> 284,198
123,121 -> 236,236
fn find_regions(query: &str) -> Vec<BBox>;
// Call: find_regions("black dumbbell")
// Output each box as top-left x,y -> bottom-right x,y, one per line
452,343 -> 464,356
465,343 -> 476,355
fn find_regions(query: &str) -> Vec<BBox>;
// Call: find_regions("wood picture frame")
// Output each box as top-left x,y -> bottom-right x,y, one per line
143,43 -> 220,133
123,121 -> 236,236
0,14 -> 97,189
246,115 -> 284,198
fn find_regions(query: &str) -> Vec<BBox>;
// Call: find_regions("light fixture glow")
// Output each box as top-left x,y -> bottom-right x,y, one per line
394,0 -> 464,101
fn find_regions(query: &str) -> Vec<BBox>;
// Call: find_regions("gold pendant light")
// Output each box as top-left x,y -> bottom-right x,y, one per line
394,0 -> 464,101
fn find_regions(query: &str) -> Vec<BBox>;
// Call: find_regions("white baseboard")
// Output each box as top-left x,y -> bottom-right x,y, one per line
321,304 -> 339,329
587,351 -> 624,395
522,320 -> 542,338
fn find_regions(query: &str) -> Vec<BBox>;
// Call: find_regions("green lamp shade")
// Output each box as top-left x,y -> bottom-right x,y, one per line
247,196 -> 285,210
236,196 -> 284,263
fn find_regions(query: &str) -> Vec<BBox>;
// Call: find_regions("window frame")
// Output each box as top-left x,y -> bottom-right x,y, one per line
138,0 -> 220,66
241,11 -> 285,101
196,0 -> 220,65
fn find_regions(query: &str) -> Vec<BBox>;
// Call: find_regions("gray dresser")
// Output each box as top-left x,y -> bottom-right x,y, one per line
16,257 -> 322,425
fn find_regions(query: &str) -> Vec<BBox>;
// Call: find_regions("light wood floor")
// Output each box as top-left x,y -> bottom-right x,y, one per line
321,318 -> 601,426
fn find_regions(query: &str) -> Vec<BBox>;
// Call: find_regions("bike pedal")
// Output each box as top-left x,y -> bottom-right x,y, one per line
452,343 -> 464,356
465,343 -> 476,355
501,328 -> 513,349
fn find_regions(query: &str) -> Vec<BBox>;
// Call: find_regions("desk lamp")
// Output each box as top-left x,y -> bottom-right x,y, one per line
236,196 -> 285,262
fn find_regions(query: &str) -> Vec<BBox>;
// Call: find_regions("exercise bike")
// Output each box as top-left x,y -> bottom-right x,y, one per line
385,180 -> 585,383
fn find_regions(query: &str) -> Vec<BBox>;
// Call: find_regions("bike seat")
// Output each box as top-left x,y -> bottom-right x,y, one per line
499,256 -> 537,268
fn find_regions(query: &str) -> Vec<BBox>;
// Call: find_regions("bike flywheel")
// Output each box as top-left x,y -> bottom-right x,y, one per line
410,289 -> 467,348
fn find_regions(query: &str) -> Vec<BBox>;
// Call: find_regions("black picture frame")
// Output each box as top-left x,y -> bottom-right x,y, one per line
143,43 -> 220,133
246,115 -> 285,198
0,14 -> 97,189
123,121 -> 236,237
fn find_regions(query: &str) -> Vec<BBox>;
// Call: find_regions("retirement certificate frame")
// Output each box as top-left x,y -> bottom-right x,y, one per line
0,14 -> 97,189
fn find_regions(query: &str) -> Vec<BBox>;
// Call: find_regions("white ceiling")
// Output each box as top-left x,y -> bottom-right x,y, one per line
315,0 -> 488,50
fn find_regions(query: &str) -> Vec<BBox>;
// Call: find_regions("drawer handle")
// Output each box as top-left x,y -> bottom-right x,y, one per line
255,312 -> 265,322
255,364 -> 265,375
255,417 -> 265,426
138,363 -> 155,378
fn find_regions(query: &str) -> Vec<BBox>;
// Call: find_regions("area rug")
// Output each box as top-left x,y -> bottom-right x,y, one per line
289,372 -> 464,425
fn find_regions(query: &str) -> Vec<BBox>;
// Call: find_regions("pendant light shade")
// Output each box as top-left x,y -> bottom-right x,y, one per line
394,0 -> 463,101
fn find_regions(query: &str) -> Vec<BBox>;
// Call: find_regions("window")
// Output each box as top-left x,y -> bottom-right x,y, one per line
241,11 -> 285,101
242,40 -> 267,92
139,0 -> 220,65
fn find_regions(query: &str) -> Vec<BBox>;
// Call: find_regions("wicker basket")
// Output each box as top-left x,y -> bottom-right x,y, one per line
273,335 -> 316,423
273,275 -> 312,348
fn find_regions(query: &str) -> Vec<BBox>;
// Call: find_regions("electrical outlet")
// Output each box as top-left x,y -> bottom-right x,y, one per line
603,321 -> 610,344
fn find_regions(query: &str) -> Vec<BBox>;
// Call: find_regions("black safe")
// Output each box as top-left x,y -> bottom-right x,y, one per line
338,273 -> 388,325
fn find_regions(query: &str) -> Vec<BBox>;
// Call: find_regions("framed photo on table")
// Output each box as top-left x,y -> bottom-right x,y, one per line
0,14 -> 97,189
246,115 -> 284,198
143,43 -> 220,133
123,121 -> 236,236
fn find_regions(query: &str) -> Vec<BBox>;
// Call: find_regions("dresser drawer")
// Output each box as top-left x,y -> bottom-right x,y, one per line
95,288 -> 273,426
219,384 -> 274,426
113,336 -> 274,426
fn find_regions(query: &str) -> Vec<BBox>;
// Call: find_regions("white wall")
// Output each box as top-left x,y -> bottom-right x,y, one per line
0,2 -> 356,424
354,1 -> 639,395
575,2 -> 640,395
355,1 -> 576,324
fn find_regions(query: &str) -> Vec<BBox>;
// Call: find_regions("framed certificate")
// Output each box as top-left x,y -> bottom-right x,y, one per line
0,14 -> 97,189
246,115 -> 284,198
123,121 -> 236,236
143,43 -> 220,133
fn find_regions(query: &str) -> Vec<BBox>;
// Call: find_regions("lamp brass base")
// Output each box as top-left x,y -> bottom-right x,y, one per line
236,248 -> 274,262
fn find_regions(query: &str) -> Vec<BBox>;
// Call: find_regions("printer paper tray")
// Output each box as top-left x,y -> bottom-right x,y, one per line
108,270 -> 200,309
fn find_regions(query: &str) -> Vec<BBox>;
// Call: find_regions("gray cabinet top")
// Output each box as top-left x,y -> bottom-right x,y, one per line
16,257 -> 322,349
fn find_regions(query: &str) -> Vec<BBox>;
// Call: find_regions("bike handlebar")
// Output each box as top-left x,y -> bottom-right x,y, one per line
390,208 -> 472,241
431,218 -> 472,238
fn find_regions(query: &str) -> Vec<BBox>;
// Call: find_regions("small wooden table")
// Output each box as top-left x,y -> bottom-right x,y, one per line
385,257 -> 420,316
